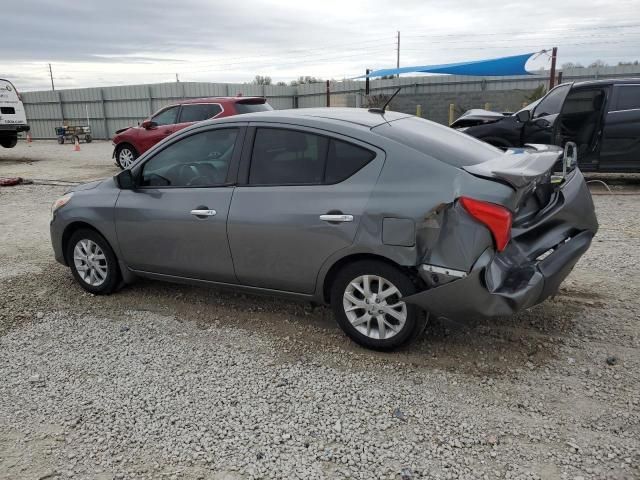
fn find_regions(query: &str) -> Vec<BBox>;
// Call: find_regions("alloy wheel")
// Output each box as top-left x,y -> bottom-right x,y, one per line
73,239 -> 108,287
118,148 -> 135,168
342,274 -> 407,340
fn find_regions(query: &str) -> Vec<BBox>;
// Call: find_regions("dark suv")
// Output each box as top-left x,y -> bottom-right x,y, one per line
454,79 -> 640,172
112,97 -> 272,169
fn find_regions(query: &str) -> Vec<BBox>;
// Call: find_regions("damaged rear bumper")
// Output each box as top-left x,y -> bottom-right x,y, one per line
404,169 -> 598,318
405,230 -> 593,317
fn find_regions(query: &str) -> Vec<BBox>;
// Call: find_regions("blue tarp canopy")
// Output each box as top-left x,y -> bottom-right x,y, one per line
362,52 -> 536,78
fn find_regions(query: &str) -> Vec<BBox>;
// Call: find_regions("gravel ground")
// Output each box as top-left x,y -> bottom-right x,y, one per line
1,142 -> 639,479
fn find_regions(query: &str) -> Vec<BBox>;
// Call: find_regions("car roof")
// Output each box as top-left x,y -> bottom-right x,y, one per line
179,96 -> 266,105
200,107 -> 413,129
569,77 -> 640,89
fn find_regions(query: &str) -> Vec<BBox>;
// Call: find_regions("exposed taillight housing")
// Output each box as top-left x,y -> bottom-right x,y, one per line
459,197 -> 512,252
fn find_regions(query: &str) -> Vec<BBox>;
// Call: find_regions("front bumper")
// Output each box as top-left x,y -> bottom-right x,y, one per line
404,169 -> 598,318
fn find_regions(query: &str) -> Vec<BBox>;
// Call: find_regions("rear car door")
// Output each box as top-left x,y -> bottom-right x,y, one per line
599,84 -> 640,171
138,105 -> 181,152
174,103 -> 223,131
115,125 -> 244,282
227,125 -> 384,294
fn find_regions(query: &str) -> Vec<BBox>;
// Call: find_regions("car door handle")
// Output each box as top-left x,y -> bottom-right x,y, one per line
319,214 -> 353,223
190,209 -> 216,217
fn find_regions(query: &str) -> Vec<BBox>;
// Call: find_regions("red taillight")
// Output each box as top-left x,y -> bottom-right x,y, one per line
459,197 -> 512,252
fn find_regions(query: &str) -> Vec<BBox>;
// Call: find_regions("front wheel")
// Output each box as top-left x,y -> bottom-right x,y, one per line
330,261 -> 425,350
0,135 -> 18,148
66,229 -> 120,295
115,144 -> 138,169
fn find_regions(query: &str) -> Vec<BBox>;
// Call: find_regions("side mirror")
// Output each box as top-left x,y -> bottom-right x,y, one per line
141,120 -> 157,129
515,110 -> 531,123
115,169 -> 136,189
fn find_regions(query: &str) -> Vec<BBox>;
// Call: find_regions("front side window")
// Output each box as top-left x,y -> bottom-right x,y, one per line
614,85 -> 640,111
152,106 -> 179,126
179,103 -> 223,123
141,128 -> 238,187
249,128 -> 328,185
533,84 -> 571,118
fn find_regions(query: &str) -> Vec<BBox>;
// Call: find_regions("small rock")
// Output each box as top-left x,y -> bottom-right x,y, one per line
36,312 -> 44,320
606,356 -> 618,366
120,325 -> 130,333
333,421 -> 342,433
400,467 -> 414,480
567,357 -> 576,364
487,435 -> 499,445
392,407 -> 407,422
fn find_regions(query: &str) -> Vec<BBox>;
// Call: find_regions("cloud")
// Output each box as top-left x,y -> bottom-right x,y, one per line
2,0 -> 639,90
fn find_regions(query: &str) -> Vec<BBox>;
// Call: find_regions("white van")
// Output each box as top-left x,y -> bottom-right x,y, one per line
0,78 -> 29,148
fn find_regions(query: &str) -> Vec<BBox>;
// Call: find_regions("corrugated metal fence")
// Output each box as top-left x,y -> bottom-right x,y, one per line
22,64 -> 640,139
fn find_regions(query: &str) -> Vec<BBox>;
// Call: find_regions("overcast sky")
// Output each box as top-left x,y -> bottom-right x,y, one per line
2,0 -> 640,91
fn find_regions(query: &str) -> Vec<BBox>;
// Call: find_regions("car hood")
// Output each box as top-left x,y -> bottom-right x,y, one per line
67,179 -> 104,193
450,109 -> 510,128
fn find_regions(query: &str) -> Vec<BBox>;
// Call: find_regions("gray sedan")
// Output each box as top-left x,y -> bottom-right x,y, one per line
50,108 -> 598,350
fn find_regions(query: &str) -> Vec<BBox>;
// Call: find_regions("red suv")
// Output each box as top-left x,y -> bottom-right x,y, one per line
112,97 -> 272,168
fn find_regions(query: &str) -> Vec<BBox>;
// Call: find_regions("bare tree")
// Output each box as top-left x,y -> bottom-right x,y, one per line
252,75 -> 272,86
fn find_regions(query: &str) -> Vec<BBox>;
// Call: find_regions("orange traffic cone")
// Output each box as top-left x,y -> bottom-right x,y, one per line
74,137 -> 81,152
26,132 -> 32,143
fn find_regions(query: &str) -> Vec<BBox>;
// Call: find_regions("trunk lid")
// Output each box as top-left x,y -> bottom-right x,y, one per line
462,145 -> 564,223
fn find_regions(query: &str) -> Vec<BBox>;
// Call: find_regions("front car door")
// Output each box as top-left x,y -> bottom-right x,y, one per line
599,83 -> 640,172
227,125 -> 385,294
115,125 -> 244,283
522,83 -> 572,145
139,105 -> 181,153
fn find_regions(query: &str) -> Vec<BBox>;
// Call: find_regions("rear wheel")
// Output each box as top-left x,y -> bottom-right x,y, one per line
85,134 -> 92,143
66,229 -> 120,295
331,260 -> 425,350
115,144 -> 138,169
0,135 -> 18,148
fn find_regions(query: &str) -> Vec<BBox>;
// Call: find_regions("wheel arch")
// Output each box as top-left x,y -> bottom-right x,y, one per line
320,253 -> 413,304
61,221 -> 112,265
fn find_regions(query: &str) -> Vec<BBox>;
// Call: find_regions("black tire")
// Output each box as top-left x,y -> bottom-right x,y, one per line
66,229 -> 120,295
115,144 -> 138,169
85,134 -> 92,143
330,260 -> 425,351
0,135 -> 18,148
57,136 -> 65,144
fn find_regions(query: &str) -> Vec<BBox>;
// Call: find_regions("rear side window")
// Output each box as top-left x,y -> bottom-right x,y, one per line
614,85 -> 640,111
152,106 -> 179,126
374,116 -> 500,167
325,139 -> 375,183
249,128 -> 328,185
248,128 -> 375,186
235,102 -> 273,114
179,103 -> 222,123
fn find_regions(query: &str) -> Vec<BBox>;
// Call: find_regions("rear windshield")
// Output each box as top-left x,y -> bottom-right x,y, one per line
373,116 -> 501,167
234,102 -> 273,114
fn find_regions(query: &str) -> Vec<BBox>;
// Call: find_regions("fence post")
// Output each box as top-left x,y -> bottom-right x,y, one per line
448,103 -> 455,125
99,88 -> 108,140
326,80 -> 330,107
416,104 -> 422,117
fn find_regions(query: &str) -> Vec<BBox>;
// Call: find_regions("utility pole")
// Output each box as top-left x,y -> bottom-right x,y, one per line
396,31 -> 401,79
48,63 -> 55,91
549,47 -> 558,89
176,73 -> 180,83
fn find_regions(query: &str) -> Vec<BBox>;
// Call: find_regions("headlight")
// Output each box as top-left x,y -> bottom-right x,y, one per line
51,192 -> 73,216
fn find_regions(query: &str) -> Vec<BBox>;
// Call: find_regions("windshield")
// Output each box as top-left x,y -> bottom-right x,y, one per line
374,116 -> 501,167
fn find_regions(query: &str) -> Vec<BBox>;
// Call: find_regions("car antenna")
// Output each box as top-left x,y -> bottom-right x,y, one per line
368,87 -> 402,115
